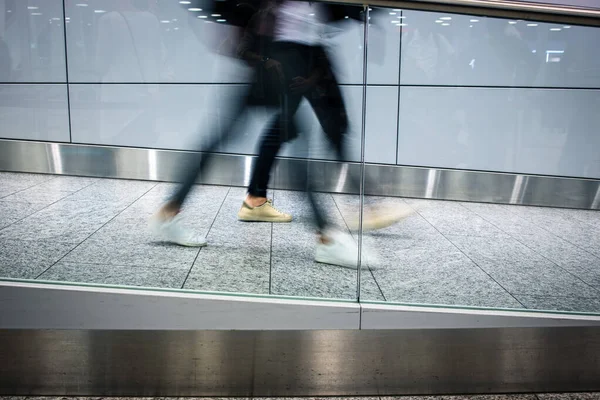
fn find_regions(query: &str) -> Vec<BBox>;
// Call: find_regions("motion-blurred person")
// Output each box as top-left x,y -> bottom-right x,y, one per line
151,0 -> 408,268
237,1 -> 410,268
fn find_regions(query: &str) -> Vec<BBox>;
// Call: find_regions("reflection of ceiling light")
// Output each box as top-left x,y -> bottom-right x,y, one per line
550,27 -> 562,31
440,16 -> 452,20
211,14 -> 221,17
188,7 -> 202,11
174,27 -> 179,30
94,10 -> 106,13
397,16 -> 405,19
160,20 -> 170,23
197,15 -> 207,18
75,3 -> 88,6
470,25 -> 473,28
52,17 -> 61,20
65,17 -> 70,20
28,6 -> 39,10
179,1 -> 191,3
398,23 -> 407,26
508,21 -> 517,24
31,12 -> 42,15
435,20 -> 443,23
564,25 -> 571,28
344,16 -> 348,19
216,19 -> 226,22
527,23 -> 538,27
389,12 -> 396,15
442,23 -> 450,26
532,50 -> 537,53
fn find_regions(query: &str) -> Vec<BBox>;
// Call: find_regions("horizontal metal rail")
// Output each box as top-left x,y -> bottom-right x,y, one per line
324,0 -> 600,27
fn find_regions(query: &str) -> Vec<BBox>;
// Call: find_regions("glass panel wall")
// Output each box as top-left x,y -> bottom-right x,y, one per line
0,0 -> 599,315
360,5 -> 600,313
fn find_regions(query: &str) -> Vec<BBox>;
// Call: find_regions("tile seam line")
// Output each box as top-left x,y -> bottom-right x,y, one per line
500,203 -> 600,262
0,174 -> 58,201
408,201 -> 527,309
0,179 -> 98,233
331,194 -> 387,302
462,202 -> 600,293
34,182 -> 159,280
181,186 -> 232,290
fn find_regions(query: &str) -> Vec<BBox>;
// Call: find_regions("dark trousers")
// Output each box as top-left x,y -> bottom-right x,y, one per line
172,42 -> 356,233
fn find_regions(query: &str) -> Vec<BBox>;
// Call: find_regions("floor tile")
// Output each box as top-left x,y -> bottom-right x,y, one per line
385,396 -> 537,400
537,393 -> 600,400
38,261 -> 188,289
460,202 -> 546,236
184,245 -> 270,294
0,198 -> 130,243
62,234 -> 199,270
2,185 -> 74,205
515,294 -> 600,314
369,246 -> 521,308
34,176 -> 99,192
448,236 -> 599,299
66,178 -> 156,205
0,239 -> 78,279
0,200 -> 46,229
270,191 -> 364,300
0,172 -> 53,198
97,184 -> 230,241
184,188 -> 271,295
407,199 -> 509,238
509,229 -> 600,288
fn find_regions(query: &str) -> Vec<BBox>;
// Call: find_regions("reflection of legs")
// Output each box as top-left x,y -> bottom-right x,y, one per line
151,96 -> 249,246
238,94 -> 303,223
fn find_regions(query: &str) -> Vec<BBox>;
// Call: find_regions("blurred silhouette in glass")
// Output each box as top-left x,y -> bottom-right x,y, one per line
151,0 -> 410,269
95,0 -> 170,144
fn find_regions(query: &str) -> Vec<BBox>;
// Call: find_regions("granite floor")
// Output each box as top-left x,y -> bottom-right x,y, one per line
1,172 -> 600,314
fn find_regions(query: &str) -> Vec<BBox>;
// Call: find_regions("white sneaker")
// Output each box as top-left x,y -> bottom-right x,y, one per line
315,230 -> 373,269
149,215 -> 207,247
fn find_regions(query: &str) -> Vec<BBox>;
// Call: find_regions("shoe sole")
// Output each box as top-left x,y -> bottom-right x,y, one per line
315,255 -> 361,269
173,240 -> 208,247
237,216 -> 292,223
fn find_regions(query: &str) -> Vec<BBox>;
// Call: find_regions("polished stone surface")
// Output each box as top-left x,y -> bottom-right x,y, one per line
0,173 -> 599,314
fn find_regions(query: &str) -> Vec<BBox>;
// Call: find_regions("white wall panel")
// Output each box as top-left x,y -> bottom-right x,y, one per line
0,84 -> 70,142
400,10 -> 600,88
0,0 -> 66,82
69,83 -> 398,164
64,0 -> 252,83
397,87 -> 600,179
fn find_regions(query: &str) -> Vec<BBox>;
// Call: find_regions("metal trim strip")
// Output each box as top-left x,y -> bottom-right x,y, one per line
1,139 -> 598,209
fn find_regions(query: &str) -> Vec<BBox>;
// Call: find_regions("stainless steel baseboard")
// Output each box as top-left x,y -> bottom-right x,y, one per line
1,327 -> 599,396
1,139 -> 599,209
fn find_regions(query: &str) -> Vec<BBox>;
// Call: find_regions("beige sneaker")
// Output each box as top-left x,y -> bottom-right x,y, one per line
346,204 -> 415,231
237,199 -> 292,222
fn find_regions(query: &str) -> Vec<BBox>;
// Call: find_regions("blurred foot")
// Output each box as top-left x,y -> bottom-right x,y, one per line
315,230 -> 373,269
346,203 -> 415,231
149,214 -> 207,247
238,199 -> 292,222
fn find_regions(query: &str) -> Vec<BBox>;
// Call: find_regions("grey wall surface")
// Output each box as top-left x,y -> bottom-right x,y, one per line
0,0 -> 69,142
1,1 -> 599,177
